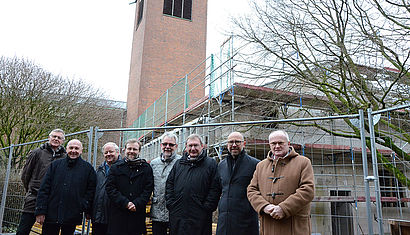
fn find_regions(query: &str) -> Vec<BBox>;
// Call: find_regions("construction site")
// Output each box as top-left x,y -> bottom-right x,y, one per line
0,37 -> 408,235
120,37 -> 410,234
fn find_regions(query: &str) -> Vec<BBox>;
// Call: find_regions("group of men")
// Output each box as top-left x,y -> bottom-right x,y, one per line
17,128 -> 315,235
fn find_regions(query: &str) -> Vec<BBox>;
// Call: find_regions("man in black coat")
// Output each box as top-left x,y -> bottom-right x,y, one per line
165,134 -> 220,235
17,129 -> 66,235
35,139 -> 97,235
92,142 -> 121,235
216,132 -> 260,235
105,139 -> 153,235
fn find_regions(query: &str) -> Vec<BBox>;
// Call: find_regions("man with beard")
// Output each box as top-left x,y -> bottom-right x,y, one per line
35,139 -> 97,235
150,132 -> 181,235
92,142 -> 121,235
216,132 -> 259,235
106,139 -> 153,235
18,129 -> 67,235
247,130 -> 315,235
165,134 -> 220,235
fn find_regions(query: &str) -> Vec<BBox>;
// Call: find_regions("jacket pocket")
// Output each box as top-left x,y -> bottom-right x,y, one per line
28,179 -> 41,195
191,194 -> 205,210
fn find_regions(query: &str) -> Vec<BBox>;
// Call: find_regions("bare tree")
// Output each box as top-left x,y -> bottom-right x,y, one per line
0,56 -> 125,167
232,0 -> 409,187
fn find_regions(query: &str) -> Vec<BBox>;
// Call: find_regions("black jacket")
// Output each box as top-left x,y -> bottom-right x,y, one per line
216,150 -> 259,235
35,156 -> 96,225
165,150 -> 220,235
106,159 -> 154,235
92,162 -> 110,224
21,143 -> 66,213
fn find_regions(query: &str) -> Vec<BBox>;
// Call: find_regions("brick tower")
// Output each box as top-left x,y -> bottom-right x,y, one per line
126,0 -> 207,126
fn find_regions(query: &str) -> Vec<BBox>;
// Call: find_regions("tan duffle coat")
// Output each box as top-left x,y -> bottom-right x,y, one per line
247,147 -> 315,235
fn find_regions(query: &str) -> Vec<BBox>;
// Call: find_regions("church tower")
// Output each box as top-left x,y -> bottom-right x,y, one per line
126,0 -> 208,126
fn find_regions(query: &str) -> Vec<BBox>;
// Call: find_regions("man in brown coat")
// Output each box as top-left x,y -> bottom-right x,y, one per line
247,130 -> 314,235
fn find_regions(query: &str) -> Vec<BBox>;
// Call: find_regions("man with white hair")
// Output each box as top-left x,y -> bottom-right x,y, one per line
150,132 -> 181,235
247,130 -> 314,235
92,142 -> 121,235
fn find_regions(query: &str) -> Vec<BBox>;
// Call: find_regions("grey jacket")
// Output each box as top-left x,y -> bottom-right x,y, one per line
150,153 -> 181,222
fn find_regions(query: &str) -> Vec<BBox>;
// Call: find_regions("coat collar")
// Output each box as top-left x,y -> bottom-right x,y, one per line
180,149 -> 207,165
266,146 -> 298,163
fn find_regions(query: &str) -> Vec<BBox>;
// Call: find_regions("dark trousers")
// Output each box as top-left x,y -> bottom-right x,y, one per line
16,212 -> 36,235
92,223 -> 108,235
152,221 -> 169,235
42,223 -> 76,235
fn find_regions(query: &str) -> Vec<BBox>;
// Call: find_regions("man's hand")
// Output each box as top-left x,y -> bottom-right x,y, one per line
270,205 -> 284,219
263,204 -> 275,215
127,202 -> 136,212
36,215 -> 45,225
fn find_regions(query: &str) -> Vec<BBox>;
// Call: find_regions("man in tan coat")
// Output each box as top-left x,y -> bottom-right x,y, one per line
247,130 -> 314,235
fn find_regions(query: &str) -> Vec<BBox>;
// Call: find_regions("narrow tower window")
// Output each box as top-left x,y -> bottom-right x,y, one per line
163,0 -> 192,20
137,0 -> 144,27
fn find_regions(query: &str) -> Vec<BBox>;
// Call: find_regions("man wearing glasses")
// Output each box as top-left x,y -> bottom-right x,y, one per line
247,130 -> 315,235
216,132 -> 259,235
17,129 -> 67,235
150,132 -> 181,235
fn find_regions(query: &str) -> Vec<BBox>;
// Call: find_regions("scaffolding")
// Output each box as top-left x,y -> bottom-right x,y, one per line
122,37 -> 410,234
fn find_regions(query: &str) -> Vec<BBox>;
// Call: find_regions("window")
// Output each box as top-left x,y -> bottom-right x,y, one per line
136,0 -> 144,28
379,167 -> 406,208
163,0 -> 192,20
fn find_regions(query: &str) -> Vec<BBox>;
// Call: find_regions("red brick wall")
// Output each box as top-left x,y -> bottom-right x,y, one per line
127,0 -> 207,126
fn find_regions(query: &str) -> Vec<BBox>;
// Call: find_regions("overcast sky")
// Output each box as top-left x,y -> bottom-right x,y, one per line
0,0 -> 248,102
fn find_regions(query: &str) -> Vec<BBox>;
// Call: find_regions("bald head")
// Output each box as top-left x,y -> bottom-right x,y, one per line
67,139 -> 83,159
227,132 -> 245,158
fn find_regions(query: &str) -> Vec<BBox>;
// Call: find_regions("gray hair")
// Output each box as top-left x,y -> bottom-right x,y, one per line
102,142 -> 120,153
186,133 -> 203,145
49,129 -> 65,140
161,132 -> 178,144
268,130 -> 290,142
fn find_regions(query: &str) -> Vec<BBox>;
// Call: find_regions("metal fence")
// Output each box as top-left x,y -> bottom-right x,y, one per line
0,104 -> 409,234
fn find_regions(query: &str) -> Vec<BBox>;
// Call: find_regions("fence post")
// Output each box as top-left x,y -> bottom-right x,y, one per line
359,110 -> 374,235
0,145 -> 13,233
367,108 -> 384,235
93,127 -> 103,170
82,127 -> 94,235
87,127 -> 94,164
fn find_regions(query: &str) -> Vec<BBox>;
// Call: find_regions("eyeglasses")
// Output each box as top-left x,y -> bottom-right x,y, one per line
162,143 -> 176,147
227,140 -> 243,145
50,135 -> 64,140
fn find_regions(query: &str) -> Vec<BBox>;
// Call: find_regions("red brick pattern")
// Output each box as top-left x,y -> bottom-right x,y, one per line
126,0 -> 208,126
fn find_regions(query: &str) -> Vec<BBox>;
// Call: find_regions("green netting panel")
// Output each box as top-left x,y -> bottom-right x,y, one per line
155,94 -> 167,126
167,78 -> 185,121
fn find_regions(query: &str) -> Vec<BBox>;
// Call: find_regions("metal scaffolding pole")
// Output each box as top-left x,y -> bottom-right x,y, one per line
0,145 -> 13,233
359,109 -> 374,235
367,108 -> 384,235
